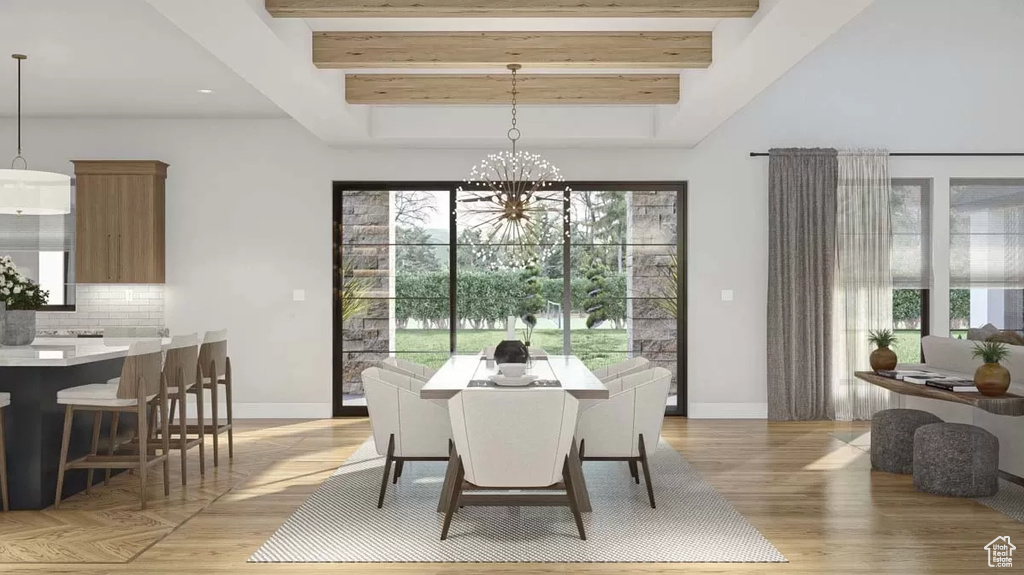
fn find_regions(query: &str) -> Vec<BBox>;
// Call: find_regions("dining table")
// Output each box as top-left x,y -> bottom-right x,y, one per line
420,354 -> 609,513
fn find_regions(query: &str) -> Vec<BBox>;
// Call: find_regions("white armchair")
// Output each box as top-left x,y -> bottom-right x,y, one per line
592,356 -> 650,382
575,367 -> 672,508
442,388 -> 585,540
362,367 -> 452,508
381,357 -> 436,382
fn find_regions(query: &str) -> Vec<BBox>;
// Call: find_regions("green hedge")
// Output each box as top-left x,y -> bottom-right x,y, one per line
893,288 -> 970,328
395,271 -> 627,326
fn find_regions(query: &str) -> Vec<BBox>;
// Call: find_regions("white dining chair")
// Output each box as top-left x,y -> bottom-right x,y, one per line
381,357 -> 436,382
591,356 -> 650,382
575,367 -> 672,508
442,388 -> 586,540
362,367 -> 452,508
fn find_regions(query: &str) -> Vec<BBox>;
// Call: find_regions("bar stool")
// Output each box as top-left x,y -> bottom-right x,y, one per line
198,330 -> 232,467
54,341 -> 170,509
0,392 -> 9,511
164,334 -> 206,482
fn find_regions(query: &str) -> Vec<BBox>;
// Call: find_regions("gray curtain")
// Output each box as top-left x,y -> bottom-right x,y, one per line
768,148 -> 838,421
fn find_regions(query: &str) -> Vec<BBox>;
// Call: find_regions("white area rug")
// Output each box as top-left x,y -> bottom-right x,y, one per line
249,438 -> 786,563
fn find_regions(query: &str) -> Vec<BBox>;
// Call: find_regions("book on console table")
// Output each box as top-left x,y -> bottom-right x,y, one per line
876,369 -> 941,381
924,378 -> 978,393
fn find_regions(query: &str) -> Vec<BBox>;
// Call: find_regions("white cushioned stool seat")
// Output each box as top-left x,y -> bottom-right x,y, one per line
0,392 -> 9,408
57,383 -> 155,407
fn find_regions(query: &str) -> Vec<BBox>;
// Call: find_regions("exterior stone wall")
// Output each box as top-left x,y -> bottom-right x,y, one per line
341,190 -> 391,395
628,191 -> 679,395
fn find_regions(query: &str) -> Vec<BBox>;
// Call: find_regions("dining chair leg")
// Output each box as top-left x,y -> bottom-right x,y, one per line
439,458 -> 464,541
138,395 -> 148,510
0,407 -> 9,512
377,434 -> 395,508
628,460 -> 640,484
578,438 -> 585,461
178,389 -> 188,484
210,370 -> 219,468
105,412 -> 119,485
195,381 -> 206,476
54,405 -> 74,510
392,460 -> 404,484
563,456 -> 587,541
638,433 -> 656,509
225,360 -> 234,459
86,411 -> 102,493
437,443 -> 459,513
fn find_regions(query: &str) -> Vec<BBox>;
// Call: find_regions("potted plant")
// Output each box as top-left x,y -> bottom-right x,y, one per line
0,258 -> 49,346
972,341 -> 1012,397
868,329 -> 898,372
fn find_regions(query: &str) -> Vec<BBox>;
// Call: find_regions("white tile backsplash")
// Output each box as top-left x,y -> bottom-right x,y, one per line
37,284 -> 165,334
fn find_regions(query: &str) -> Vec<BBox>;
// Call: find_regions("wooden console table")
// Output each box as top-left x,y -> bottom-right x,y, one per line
855,372 -> 1024,417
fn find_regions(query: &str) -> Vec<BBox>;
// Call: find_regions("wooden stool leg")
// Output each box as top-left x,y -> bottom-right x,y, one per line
167,397 -> 177,428
210,376 -> 219,468
86,412 -> 101,493
195,381 -> 206,476
54,406 -> 74,510
0,407 -> 8,512
138,397 -> 148,510
178,389 -> 188,484
160,383 -> 170,497
105,412 -> 119,485
224,371 -> 233,460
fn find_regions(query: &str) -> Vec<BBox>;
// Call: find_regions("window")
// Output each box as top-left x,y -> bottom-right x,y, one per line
0,185 -> 75,309
890,179 -> 932,362
334,183 -> 685,416
950,179 -> 1024,336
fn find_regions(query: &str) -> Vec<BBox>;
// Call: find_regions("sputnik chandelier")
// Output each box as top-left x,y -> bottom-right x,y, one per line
457,64 -> 568,254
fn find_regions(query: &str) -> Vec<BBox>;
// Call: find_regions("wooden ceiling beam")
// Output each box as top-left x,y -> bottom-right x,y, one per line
314,32 -> 711,69
345,74 -> 680,104
267,0 -> 758,18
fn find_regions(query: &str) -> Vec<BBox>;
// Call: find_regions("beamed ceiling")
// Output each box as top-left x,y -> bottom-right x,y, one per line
144,0 -> 875,146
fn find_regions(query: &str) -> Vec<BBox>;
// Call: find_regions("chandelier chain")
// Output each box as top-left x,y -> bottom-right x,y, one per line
507,64 -> 520,155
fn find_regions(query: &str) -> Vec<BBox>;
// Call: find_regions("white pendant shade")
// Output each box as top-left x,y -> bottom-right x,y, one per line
0,168 -> 72,215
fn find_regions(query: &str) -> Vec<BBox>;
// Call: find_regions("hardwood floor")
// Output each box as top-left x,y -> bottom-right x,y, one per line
0,418 -> 1015,573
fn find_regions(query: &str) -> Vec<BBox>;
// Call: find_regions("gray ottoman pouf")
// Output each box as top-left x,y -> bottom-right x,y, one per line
913,423 -> 999,497
871,408 -> 943,474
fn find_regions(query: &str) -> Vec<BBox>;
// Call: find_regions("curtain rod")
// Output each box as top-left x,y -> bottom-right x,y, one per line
749,152 -> 1024,157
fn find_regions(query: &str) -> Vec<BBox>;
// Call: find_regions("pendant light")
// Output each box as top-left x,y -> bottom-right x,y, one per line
0,54 -> 71,216
458,64 -> 568,255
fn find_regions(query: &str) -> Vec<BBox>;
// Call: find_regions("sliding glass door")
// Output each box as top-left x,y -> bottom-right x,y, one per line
334,182 -> 686,416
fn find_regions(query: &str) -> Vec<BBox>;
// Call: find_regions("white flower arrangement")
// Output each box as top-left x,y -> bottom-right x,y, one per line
0,256 -> 48,310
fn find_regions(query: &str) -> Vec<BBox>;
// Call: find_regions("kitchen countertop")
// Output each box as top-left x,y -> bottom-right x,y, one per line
0,337 -> 172,367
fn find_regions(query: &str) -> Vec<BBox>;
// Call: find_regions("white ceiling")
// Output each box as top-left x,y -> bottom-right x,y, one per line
0,0 -> 285,118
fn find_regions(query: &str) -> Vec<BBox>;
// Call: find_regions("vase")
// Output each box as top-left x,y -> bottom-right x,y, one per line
494,340 -> 529,365
870,346 -> 898,372
2,309 -> 36,346
0,301 -> 5,347
975,362 -> 1011,397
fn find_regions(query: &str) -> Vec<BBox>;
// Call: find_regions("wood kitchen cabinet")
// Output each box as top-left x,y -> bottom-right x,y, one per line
72,161 -> 167,284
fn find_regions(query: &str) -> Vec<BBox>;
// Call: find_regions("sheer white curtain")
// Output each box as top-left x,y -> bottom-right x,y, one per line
832,151 -> 899,420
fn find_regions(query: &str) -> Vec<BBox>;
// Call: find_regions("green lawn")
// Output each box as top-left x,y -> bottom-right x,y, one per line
892,329 -> 968,364
395,329 -> 628,371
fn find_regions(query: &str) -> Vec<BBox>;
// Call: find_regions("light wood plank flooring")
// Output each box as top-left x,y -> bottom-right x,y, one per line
0,418 -> 1016,574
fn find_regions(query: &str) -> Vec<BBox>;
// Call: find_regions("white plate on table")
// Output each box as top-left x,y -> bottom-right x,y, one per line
487,374 -> 538,387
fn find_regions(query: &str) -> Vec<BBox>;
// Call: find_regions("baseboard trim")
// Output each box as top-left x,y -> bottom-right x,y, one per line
688,402 -> 768,419
177,402 -> 332,419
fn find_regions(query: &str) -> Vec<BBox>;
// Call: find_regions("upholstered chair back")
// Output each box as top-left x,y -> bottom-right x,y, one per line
381,357 -> 436,384
592,357 -> 650,383
164,333 -> 199,392
362,367 -> 451,458
576,367 -> 672,458
448,389 -> 579,488
115,340 -> 164,400
199,330 -> 228,380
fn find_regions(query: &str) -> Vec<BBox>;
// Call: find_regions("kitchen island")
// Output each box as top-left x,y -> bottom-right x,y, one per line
0,338 -> 168,509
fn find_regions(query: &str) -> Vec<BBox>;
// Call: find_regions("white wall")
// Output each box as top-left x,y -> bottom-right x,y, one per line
2,0 -> 1024,418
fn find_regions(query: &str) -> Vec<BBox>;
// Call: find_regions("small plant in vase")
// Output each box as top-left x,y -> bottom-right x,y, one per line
867,329 -> 898,372
0,256 -> 49,346
972,341 -> 1012,397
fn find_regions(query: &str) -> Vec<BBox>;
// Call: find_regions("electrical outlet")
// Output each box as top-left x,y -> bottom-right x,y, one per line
125,288 -> 135,302
293,289 -> 306,302
721,289 -> 734,302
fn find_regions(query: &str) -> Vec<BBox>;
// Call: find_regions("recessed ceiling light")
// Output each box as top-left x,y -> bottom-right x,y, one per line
197,89 -> 213,94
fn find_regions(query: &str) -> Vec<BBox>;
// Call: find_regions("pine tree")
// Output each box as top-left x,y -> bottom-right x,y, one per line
584,258 -> 611,329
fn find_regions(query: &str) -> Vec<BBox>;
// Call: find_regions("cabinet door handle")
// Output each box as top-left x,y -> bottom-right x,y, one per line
117,234 -> 122,281
106,234 -> 112,282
